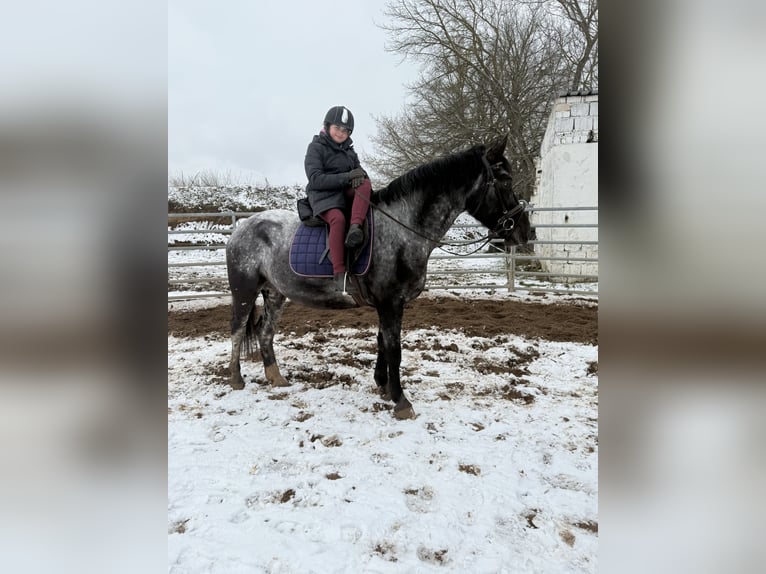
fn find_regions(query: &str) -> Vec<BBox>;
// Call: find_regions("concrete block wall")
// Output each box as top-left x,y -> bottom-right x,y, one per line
541,93 -> 599,154
531,92 -> 598,283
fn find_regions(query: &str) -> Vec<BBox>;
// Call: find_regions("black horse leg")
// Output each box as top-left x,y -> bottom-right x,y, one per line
229,280 -> 262,390
374,331 -> 389,399
257,288 -> 289,387
376,301 -> 415,419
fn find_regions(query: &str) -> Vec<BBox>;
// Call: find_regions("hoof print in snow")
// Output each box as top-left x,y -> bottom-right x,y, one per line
417,546 -> 449,565
372,541 -> 398,562
404,486 -> 435,513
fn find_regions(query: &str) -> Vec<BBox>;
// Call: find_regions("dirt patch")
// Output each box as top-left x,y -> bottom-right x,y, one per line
168,297 -> 597,344
472,346 -> 537,375
524,509 -> 540,529
277,489 -> 295,503
499,384 -> 536,404
458,463 -> 481,475
370,402 -> 393,412
208,364 -> 231,386
169,519 -> 190,534
289,369 -> 356,389
320,435 -> 343,447
574,520 -> 599,534
475,382 -> 535,404
560,529 -> 576,546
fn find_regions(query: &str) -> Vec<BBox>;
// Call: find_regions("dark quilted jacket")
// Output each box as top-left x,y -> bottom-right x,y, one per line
304,131 -> 361,216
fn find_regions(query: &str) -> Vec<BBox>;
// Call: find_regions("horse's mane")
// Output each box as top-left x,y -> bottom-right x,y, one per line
372,145 -> 486,205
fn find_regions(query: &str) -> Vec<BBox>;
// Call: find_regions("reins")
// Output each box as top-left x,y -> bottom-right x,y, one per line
353,181 -> 528,257
368,196 -> 494,256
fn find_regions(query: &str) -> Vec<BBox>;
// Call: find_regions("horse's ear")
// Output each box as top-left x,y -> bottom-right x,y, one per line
486,134 -> 508,162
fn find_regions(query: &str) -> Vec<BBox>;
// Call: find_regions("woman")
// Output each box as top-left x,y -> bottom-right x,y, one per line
304,105 -> 372,293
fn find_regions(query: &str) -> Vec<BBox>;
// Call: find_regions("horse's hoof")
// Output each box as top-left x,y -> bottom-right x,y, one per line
265,365 -> 290,387
230,378 -> 245,390
378,386 -> 391,401
393,398 -> 416,420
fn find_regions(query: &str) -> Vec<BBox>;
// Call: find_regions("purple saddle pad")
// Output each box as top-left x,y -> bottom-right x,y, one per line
289,211 -> 373,277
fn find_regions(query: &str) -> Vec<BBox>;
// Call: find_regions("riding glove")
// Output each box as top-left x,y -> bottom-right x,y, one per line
347,167 -> 366,188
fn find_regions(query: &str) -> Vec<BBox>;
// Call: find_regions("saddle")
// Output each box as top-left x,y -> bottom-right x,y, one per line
289,209 -> 373,278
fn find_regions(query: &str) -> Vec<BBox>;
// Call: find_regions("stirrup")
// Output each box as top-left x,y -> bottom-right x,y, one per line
333,272 -> 347,294
333,272 -> 355,295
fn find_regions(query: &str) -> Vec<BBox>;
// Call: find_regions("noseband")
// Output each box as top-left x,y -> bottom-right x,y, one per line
494,199 -> 528,234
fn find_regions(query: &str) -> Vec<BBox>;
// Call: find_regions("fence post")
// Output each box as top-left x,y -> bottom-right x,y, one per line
506,245 -> 516,292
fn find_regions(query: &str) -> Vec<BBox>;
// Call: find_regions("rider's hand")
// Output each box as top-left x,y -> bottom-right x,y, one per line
347,168 -> 366,188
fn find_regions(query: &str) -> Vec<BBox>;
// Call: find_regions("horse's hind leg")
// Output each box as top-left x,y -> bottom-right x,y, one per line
257,288 -> 289,387
229,281 -> 263,390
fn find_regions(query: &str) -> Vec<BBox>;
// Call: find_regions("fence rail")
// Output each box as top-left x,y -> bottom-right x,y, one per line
168,207 -> 598,301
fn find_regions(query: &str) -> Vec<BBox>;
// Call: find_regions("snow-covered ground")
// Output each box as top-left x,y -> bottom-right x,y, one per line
168,185 -> 598,572
168,298 -> 597,573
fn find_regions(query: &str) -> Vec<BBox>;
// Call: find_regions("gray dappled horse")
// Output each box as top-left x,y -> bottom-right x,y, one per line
225,136 -> 531,419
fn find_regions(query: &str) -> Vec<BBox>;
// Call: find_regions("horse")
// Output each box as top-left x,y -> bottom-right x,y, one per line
225,135 -> 532,419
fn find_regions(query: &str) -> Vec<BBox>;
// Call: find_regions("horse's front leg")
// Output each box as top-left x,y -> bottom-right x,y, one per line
374,331 -> 389,400
376,301 -> 415,419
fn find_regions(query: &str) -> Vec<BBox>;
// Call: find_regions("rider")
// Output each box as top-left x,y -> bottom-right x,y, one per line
304,105 -> 372,293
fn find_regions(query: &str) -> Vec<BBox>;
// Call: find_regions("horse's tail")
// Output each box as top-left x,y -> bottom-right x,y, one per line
243,305 -> 261,359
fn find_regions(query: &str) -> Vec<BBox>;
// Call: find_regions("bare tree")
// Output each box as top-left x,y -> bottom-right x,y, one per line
550,0 -> 598,90
367,0 -> 597,199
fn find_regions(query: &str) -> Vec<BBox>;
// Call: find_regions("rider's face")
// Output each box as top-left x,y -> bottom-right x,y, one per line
329,124 -> 350,143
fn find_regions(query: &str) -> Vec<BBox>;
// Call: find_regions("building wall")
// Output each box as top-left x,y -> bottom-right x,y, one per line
530,93 -> 598,281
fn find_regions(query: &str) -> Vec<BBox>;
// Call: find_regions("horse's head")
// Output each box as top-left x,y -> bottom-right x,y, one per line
474,135 -> 532,248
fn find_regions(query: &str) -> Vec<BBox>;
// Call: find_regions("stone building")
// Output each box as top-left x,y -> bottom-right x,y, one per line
529,90 -> 598,282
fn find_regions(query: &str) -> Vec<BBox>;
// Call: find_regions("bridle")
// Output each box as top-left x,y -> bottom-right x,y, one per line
491,191 -> 527,237
478,159 -> 528,241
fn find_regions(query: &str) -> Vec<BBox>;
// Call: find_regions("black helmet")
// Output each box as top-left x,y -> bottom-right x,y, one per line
323,106 -> 354,133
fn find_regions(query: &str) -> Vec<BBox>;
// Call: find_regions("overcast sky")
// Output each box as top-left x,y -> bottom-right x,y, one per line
169,0 -> 419,186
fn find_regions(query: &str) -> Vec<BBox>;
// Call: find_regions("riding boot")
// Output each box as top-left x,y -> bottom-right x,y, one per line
344,224 -> 364,249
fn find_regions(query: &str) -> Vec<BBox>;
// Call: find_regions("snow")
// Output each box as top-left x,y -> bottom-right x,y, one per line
168,297 -> 597,573
168,183 -> 597,571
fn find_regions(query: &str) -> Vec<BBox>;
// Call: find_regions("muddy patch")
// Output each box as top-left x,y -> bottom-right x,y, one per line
168,297 -> 597,344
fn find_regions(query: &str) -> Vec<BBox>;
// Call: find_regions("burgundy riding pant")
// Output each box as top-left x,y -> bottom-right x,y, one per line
319,179 -> 372,274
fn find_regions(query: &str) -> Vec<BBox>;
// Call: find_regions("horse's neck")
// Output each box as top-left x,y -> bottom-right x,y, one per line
406,188 -> 466,240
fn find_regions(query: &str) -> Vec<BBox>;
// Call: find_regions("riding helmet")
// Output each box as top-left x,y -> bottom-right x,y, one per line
323,106 -> 354,134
